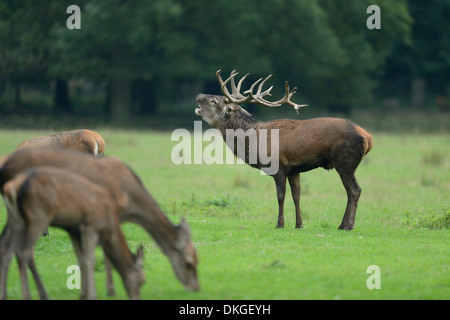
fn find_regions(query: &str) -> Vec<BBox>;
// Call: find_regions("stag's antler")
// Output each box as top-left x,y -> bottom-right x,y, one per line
216,69 -> 308,114
216,70 -> 251,104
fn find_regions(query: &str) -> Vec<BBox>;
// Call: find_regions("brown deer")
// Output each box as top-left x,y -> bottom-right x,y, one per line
195,70 -> 373,230
16,129 -> 105,237
0,148 -> 199,297
16,129 -> 106,156
0,167 -> 144,300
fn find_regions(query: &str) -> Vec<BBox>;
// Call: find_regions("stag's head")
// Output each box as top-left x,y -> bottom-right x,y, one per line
195,94 -> 229,127
195,70 -> 308,127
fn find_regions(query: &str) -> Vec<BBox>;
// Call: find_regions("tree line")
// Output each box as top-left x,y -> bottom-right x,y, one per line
0,0 -> 448,120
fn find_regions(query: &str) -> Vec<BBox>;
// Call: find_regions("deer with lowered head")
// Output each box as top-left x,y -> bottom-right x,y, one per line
0,167 -> 144,300
195,70 -> 373,230
16,129 -> 106,156
0,148 -> 199,297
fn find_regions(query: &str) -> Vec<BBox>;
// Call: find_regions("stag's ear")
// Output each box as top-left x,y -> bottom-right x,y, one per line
224,104 -> 236,115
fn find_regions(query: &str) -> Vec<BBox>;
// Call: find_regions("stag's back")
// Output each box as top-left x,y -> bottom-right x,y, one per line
258,117 -> 373,172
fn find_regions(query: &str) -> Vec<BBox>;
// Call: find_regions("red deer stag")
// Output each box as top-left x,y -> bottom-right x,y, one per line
195,70 -> 373,230
16,129 -> 106,156
0,167 -> 144,300
0,148 -> 199,297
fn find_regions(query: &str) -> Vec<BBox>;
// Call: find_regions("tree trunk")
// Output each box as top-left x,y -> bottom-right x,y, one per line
14,80 -> 21,109
109,77 -> 131,121
54,79 -> 71,113
411,77 -> 426,109
134,79 -> 157,115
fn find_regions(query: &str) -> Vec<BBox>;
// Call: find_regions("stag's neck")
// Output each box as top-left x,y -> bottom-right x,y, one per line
217,110 -> 259,135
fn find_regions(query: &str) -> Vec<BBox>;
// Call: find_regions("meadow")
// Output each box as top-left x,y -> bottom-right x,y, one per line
0,127 -> 448,300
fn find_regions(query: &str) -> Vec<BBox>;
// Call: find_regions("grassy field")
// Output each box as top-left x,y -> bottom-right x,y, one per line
0,128 -> 448,300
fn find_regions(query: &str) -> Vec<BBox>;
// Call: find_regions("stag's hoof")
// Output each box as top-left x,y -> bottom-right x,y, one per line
275,225 -> 284,229
295,225 -> 303,229
338,225 -> 354,231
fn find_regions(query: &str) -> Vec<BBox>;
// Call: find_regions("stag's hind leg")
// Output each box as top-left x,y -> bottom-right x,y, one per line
337,170 -> 361,230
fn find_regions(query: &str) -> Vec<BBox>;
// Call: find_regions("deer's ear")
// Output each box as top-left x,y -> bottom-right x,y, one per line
136,245 -> 144,263
224,104 -> 235,115
176,218 -> 192,248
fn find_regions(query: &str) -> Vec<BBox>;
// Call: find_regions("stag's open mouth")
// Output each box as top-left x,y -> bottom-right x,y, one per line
195,94 -> 203,115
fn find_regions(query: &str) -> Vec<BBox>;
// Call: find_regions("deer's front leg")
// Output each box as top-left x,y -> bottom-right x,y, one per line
104,253 -> 115,296
0,222 -> 16,300
79,225 -> 99,300
288,173 -> 303,229
273,172 -> 287,228
71,226 -> 99,300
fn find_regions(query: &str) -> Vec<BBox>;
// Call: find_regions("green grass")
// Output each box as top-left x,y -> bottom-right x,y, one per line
0,129 -> 449,300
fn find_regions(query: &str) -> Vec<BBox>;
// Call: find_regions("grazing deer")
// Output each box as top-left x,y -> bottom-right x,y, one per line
0,167 -> 145,300
16,129 -> 105,237
195,70 -> 373,230
0,148 -> 199,295
16,129 -> 106,156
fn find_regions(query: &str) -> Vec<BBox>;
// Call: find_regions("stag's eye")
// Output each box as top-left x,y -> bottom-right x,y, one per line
210,99 -> 217,105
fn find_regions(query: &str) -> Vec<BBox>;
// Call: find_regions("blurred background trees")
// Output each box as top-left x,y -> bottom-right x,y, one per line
0,0 -> 448,124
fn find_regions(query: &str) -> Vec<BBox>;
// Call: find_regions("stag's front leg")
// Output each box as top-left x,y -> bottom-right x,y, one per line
273,172 -> 287,228
288,173 -> 303,228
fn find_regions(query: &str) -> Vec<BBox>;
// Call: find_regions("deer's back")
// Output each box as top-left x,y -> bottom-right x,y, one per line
0,149 -> 139,198
258,117 -> 371,172
11,167 -> 116,228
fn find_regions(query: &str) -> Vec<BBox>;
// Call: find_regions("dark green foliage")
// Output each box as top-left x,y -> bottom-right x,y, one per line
1,0 -> 448,119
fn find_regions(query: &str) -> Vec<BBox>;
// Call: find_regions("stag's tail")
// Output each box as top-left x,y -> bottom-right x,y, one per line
355,125 -> 373,158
